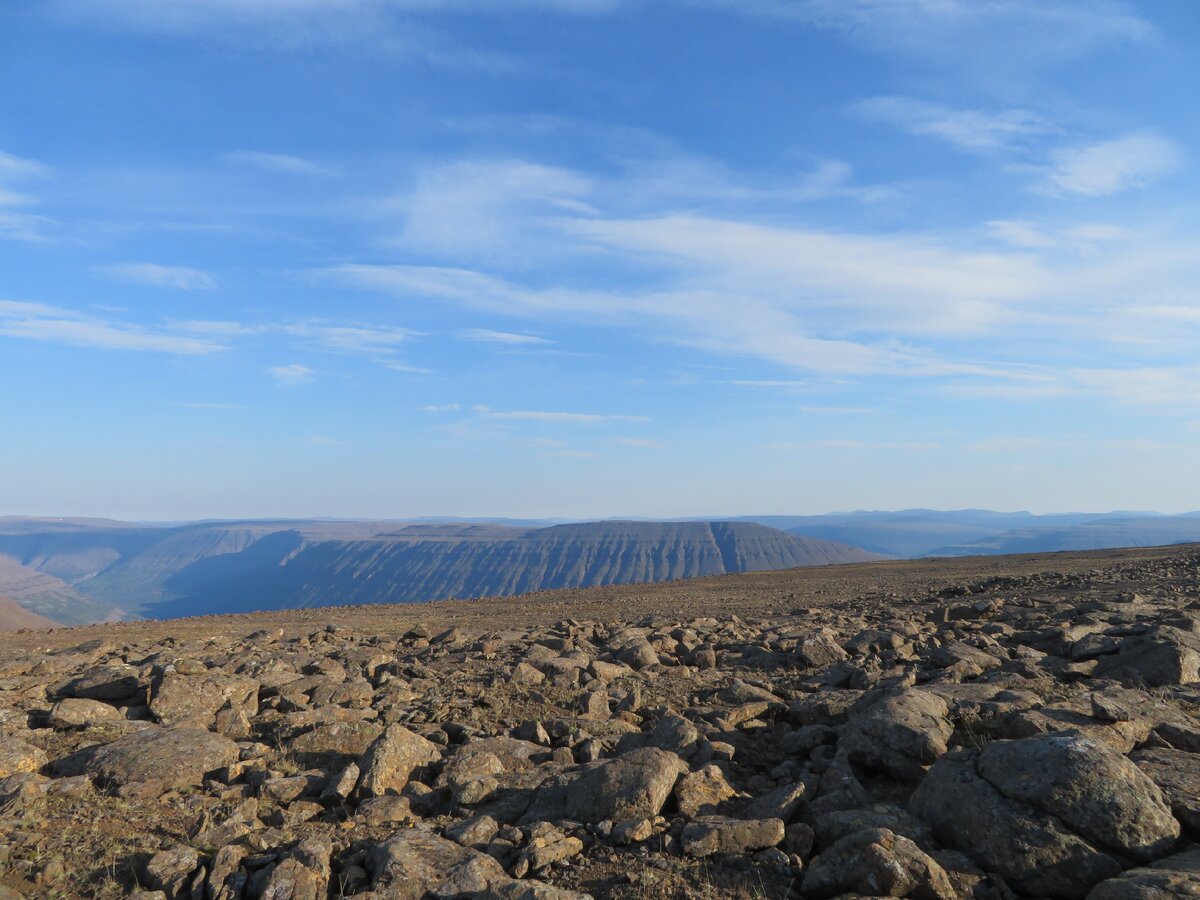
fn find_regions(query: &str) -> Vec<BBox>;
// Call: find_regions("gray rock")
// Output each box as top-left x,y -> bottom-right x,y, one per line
1131,747 -> 1200,833
842,688 -> 953,780
86,726 -> 239,793
681,816 -> 785,857
357,723 -> 440,798
802,827 -> 956,900
910,749 -> 1122,898
977,733 -> 1179,862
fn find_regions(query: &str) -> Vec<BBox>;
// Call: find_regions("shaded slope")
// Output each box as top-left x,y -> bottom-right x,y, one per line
151,521 -> 878,618
0,593 -> 55,630
0,555 -> 110,625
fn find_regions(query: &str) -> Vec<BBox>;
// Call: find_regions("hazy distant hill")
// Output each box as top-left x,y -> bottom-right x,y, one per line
0,518 -> 876,622
927,516 -> 1200,557
735,510 -> 1200,559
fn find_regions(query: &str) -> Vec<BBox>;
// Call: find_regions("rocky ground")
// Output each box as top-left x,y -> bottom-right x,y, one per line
0,544 -> 1197,899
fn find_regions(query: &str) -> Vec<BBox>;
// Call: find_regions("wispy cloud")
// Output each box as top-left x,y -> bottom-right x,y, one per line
459,328 -> 551,345
268,363 -> 315,386
613,437 -> 661,448
420,403 -> 461,412
175,401 -> 247,410
0,300 -> 226,354
223,150 -> 336,176
771,439 -> 940,450
472,404 -> 648,423
0,150 -> 53,241
101,262 -> 217,290
856,96 -> 1053,151
1040,132 -> 1182,196
797,406 -> 878,415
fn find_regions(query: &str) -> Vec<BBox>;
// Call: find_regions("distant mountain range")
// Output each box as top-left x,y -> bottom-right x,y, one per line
738,509 -> 1200,558
0,518 -> 876,625
4,509 -> 1199,628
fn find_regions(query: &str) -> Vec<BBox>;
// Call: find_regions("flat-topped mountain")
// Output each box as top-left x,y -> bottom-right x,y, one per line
0,518 -> 877,623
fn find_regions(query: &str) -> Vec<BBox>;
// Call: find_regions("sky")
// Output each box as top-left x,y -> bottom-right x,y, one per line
1,0 -> 1199,520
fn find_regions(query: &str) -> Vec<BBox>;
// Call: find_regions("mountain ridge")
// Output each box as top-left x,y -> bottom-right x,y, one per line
0,518 -> 877,623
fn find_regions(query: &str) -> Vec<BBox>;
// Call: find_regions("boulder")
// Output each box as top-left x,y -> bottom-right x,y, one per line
1131,747 -> 1200,833
150,671 -> 259,729
681,816 -> 785,857
86,726 -> 239,793
47,698 -> 123,728
673,764 -> 738,817
1093,626 -> 1200,687
60,665 -> 143,701
0,735 -> 46,778
910,749 -> 1122,898
802,827 -> 956,900
1086,849 -> 1200,899
977,734 -> 1179,862
842,688 -> 953,780
368,828 -> 511,898
357,724 -> 440,798
523,747 -> 685,824
259,834 -> 331,900
143,846 -> 200,899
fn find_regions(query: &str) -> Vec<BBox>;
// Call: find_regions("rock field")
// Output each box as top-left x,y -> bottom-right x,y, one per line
0,544 -> 1197,899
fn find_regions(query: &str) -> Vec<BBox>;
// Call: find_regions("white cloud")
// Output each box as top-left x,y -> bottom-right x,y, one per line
772,439 -> 940,450
459,328 -> 551,345
0,150 -> 53,241
269,363 -> 315,385
704,0 -> 1153,67
420,403 -> 461,412
223,150 -> 336,176
796,406 -> 878,415
856,97 -> 1053,151
391,160 -> 592,264
1042,132 -> 1182,196
283,322 -> 418,355
102,263 -> 217,290
472,404 -> 648,423
0,300 -> 226,354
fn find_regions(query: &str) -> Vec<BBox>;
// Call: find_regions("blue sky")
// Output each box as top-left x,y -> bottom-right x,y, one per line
2,0 -> 1198,520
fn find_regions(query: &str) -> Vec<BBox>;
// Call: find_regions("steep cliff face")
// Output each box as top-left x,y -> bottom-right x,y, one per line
0,518 -> 880,622
150,521 -> 878,617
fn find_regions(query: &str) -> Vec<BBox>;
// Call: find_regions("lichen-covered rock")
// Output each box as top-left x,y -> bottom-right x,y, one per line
1093,626 -> 1200,687
368,828 -> 511,898
673,764 -> 738,817
356,724 -> 440,798
910,749 -> 1122,898
86,726 -> 239,792
150,671 -> 259,729
0,735 -> 47,778
523,747 -> 686,824
977,734 -> 1179,862
47,697 -> 123,728
842,688 -> 953,780
1086,848 -> 1200,900
681,816 -> 785,857
1130,747 -> 1200,833
802,827 -> 957,900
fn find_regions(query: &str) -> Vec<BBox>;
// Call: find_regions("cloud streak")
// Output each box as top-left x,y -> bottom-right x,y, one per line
0,300 -> 226,354
102,263 -> 217,290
